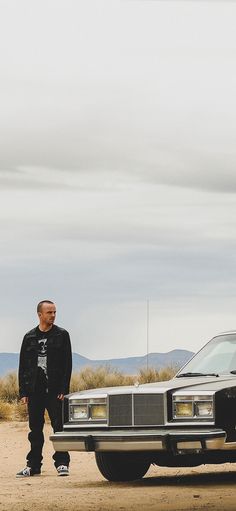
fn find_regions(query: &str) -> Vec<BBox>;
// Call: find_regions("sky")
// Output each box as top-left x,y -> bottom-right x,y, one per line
1,0 -> 236,359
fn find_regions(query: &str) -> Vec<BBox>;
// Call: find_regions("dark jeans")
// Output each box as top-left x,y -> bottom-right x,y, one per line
26,391 -> 70,470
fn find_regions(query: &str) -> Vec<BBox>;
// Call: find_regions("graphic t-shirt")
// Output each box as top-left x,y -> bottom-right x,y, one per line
36,326 -> 54,391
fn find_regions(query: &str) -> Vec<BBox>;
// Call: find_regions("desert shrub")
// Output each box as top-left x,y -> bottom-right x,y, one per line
0,400 -> 12,421
69,372 -> 81,393
158,366 -> 177,381
13,402 -> 50,422
0,372 -> 19,403
70,366 -> 135,392
137,366 -> 177,384
69,365 -> 177,392
0,365 -> 177,415
137,367 -> 160,384
13,401 -> 28,421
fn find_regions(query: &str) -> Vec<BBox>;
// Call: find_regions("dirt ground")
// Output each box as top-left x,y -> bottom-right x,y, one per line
2,421 -> 236,511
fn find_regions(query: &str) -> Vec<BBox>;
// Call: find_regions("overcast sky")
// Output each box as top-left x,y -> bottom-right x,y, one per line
1,0 -> 236,360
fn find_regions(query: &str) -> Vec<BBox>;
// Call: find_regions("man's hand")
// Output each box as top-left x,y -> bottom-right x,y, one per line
21,397 -> 28,405
57,394 -> 64,400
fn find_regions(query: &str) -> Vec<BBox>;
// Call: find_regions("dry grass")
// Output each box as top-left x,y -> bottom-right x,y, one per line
70,366 -> 135,392
0,365 -> 178,422
138,366 -> 177,384
0,400 -> 12,420
12,401 -> 28,421
70,365 -> 177,392
0,372 -> 19,403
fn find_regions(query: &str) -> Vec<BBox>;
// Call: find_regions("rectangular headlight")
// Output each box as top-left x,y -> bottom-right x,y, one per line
69,397 -> 107,422
71,405 -> 88,420
173,394 -> 214,420
174,402 -> 193,417
195,401 -> 213,417
90,404 -> 107,419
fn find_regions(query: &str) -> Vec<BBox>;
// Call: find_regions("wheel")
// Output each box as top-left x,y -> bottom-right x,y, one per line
95,452 -> 150,482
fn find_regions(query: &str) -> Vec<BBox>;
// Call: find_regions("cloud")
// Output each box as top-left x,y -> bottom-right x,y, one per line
0,2 -> 236,193
1,0 -> 236,357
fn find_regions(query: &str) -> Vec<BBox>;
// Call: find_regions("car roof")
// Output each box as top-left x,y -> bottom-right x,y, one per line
215,330 -> 236,336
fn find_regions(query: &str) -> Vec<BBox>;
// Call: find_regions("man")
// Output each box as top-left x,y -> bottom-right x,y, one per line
16,300 -> 72,477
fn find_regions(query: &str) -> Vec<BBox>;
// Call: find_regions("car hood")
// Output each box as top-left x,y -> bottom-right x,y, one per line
68,374 -> 236,399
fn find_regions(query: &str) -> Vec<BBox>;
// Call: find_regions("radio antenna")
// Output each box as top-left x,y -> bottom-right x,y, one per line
146,299 -> 149,370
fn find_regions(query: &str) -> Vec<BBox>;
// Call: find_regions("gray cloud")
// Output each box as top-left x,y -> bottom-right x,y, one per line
1,0 -> 236,358
0,2 -> 236,193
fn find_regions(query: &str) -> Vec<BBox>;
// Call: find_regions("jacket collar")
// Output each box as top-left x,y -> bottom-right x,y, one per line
26,325 -> 60,344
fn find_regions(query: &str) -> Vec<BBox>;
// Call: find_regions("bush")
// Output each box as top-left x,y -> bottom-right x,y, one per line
0,400 -> 12,421
13,401 -> 28,421
0,372 -> 19,402
69,365 -> 176,392
0,365 -> 178,420
158,366 -> 177,381
70,366 -> 135,392
137,366 -> 177,384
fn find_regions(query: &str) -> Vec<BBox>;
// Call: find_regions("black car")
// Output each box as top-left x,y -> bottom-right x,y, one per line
50,331 -> 236,481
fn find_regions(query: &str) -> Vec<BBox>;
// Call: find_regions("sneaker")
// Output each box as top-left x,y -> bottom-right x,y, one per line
56,465 -> 69,476
16,467 -> 41,478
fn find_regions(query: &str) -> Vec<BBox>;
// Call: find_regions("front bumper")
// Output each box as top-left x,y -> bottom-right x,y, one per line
50,428 -> 226,453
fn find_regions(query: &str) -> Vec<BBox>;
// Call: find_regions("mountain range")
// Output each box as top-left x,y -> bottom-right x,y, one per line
0,349 -> 194,377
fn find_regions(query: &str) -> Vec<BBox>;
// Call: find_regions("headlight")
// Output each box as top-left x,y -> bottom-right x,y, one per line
173,394 -> 214,419
72,405 -> 88,420
195,401 -> 213,417
174,402 -> 193,417
90,404 -> 107,419
69,397 -> 107,422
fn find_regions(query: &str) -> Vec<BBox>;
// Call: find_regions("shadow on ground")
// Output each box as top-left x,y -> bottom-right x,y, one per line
72,468 -> 236,489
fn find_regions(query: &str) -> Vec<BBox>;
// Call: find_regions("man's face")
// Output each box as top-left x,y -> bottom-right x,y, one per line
38,303 -> 56,327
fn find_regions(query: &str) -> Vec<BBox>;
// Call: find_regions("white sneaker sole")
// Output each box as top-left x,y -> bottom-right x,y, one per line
16,473 -> 41,478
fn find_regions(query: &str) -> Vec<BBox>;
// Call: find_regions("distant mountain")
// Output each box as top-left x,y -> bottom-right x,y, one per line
0,353 -> 19,376
75,349 -> 194,374
0,349 -> 194,377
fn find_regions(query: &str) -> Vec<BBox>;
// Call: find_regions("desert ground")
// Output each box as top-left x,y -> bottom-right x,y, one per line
2,421 -> 236,511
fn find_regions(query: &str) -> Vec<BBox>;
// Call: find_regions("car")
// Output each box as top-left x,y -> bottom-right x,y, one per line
50,331 -> 236,481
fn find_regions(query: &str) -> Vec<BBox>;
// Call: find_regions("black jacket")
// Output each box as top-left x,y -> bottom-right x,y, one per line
18,325 -> 72,398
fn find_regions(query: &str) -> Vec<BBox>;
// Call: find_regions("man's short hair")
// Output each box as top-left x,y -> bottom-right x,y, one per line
37,300 -> 55,313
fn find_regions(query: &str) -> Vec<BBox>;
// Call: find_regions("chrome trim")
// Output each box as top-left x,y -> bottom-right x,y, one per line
50,430 -> 226,453
132,393 -> 134,426
51,436 -> 226,453
64,422 -> 107,429
53,440 -> 85,451
69,396 -> 108,423
173,390 -> 216,396
177,437 -> 226,451
172,392 -> 215,421
96,440 -> 164,452
206,437 -> 226,450
164,391 -> 168,424
108,392 -> 166,428
165,420 -> 215,426
222,441 -> 236,450
63,419 -> 216,429
177,441 -> 202,450
69,393 -> 108,400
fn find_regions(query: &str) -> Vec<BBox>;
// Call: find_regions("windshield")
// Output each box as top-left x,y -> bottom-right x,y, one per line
177,334 -> 236,376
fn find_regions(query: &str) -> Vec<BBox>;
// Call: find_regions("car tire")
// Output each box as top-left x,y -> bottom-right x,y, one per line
95,452 -> 150,482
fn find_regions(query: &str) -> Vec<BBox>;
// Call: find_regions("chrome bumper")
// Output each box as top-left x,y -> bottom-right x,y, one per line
50,428 -> 226,453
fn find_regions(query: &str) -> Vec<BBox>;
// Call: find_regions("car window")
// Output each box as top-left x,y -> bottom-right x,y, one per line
177,334 -> 236,375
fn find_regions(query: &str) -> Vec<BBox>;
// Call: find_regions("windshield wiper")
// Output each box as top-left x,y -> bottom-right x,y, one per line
176,372 -> 219,378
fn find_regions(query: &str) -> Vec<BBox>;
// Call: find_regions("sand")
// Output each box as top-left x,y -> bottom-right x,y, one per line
1,421 -> 236,511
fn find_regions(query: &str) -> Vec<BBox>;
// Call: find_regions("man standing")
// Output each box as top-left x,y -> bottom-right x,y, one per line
17,300 -> 72,477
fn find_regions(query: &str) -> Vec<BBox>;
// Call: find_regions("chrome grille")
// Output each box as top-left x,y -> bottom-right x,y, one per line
134,394 -> 164,425
108,393 -> 165,427
109,394 -> 132,426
